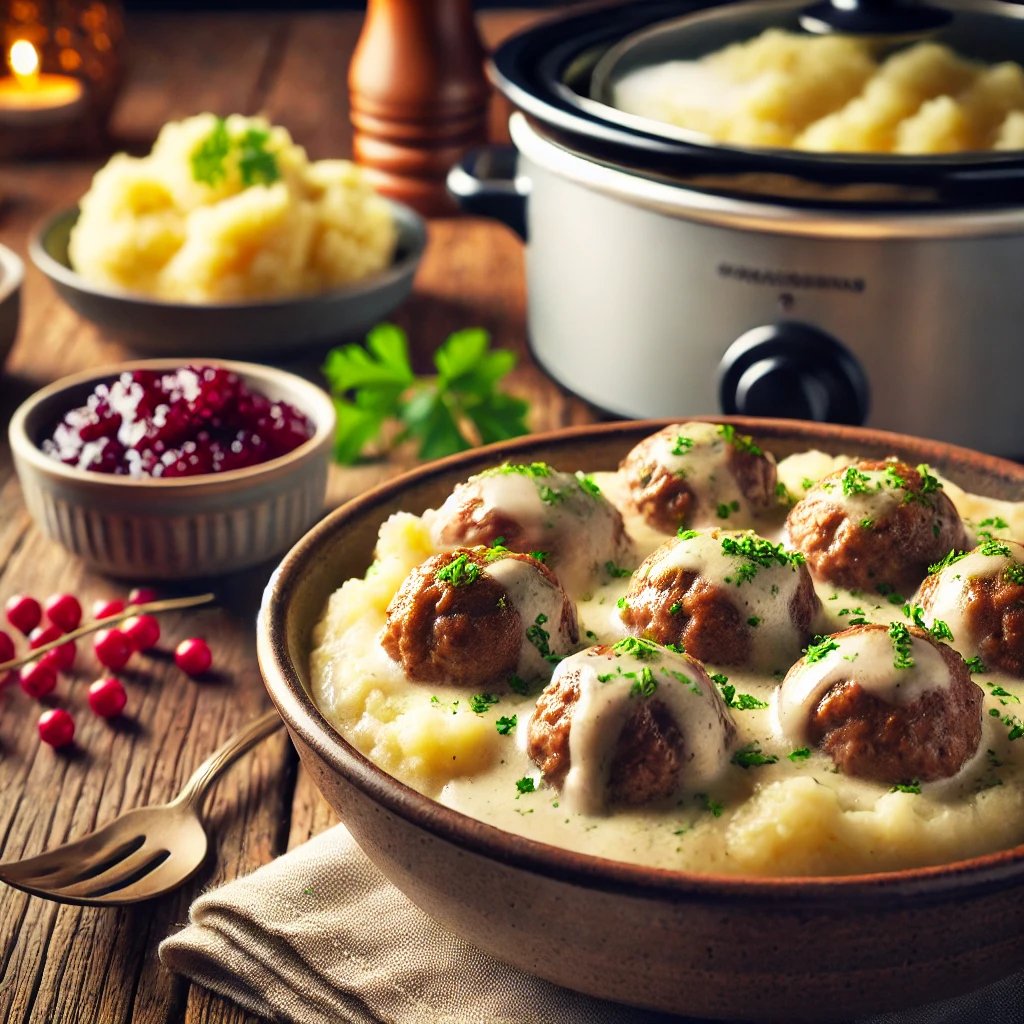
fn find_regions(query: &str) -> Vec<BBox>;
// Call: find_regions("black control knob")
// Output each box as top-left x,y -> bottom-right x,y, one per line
718,323 -> 870,426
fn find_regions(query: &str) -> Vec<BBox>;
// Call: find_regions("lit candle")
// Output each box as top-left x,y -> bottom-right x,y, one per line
0,40 -> 84,125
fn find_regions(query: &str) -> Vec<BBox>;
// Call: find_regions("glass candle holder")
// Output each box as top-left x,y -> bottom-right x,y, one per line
0,0 -> 124,157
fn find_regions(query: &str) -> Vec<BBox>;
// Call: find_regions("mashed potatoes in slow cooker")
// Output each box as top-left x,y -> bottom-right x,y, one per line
69,113 -> 397,302
613,29 -> 1024,153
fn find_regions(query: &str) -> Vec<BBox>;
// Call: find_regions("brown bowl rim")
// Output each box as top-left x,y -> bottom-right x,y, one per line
258,416 -> 1024,906
8,357 -> 337,490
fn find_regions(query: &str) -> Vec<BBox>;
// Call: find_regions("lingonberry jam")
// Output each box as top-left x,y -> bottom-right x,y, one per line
42,366 -> 314,477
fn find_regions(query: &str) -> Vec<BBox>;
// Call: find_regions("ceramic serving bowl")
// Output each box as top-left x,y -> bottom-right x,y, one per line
0,243 -> 24,371
257,417 -> 1024,1022
28,203 -> 426,358
10,358 -> 336,580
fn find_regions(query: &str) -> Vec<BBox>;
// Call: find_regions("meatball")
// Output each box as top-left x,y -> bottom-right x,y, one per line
620,421 -> 778,535
621,529 -> 819,671
775,623 -> 983,784
425,461 -> 634,595
381,548 -> 579,688
786,459 -> 970,593
526,639 -> 736,812
918,539 -> 1024,677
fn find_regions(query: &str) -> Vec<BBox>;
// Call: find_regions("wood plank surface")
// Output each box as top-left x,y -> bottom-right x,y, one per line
0,9 -> 587,1024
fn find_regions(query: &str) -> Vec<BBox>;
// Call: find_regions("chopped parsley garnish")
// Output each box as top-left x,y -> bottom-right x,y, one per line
617,597 -> 627,610
928,549 -> 968,575
980,516 -> 1010,530
860,518 -> 874,530
884,465 -> 909,491
605,561 -> 634,578
804,636 -> 839,663
526,613 -> 562,665
468,693 -> 500,714
515,777 -> 536,797
841,466 -> 875,496
890,780 -> 921,795
612,636 -> 660,660
713,674 -> 768,710
747,616 -> 761,627
435,553 -> 480,587
483,461 -> 554,479
990,684 -> 1020,705
528,550 -> 548,564
629,666 -> 658,698
980,540 -> 1013,558
669,602 -> 682,615
801,478 -> 815,490
191,117 -> 231,185
732,742 -> 779,769
677,528 -> 700,540
538,485 -> 565,506
988,748 -> 1005,768
671,436 -> 694,455
916,464 -> 941,495
495,715 -> 517,735
697,793 -> 724,817
237,127 -> 281,186
665,642 -> 684,653
788,747 -> 812,762
508,674 -> 528,695
901,603 -> 953,642
718,424 -> 762,455
720,534 -> 804,586
964,656 -> 986,674
875,583 -> 906,605
585,630 -> 598,641
888,621 -> 915,669
716,500 -> 741,519
485,538 -> 512,560
1005,563 -> 1024,586
575,471 -> 602,497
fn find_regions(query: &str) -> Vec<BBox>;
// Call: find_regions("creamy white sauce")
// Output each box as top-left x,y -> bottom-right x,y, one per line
774,628 -> 953,745
649,421 -> 773,530
425,466 -> 634,594
483,555 -> 576,680
552,645 -> 734,814
915,542 -> 1024,661
640,528 -> 811,672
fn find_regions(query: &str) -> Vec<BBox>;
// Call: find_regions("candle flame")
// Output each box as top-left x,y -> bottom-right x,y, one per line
9,40 -> 40,89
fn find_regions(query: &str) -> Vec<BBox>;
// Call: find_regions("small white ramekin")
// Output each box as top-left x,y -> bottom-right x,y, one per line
9,358 -> 337,580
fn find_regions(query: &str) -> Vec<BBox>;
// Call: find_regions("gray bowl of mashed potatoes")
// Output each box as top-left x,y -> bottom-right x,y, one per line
29,114 -> 426,358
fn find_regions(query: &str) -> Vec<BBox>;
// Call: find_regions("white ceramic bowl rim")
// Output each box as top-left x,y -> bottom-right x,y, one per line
28,202 -> 427,311
10,357 -> 338,490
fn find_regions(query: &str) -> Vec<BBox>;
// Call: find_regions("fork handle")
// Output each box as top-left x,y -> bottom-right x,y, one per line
174,709 -> 285,810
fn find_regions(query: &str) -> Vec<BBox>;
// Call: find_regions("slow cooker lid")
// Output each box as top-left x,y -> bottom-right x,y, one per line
488,0 -> 1024,206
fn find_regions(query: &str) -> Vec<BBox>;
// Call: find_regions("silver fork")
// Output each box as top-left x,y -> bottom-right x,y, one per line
0,709 -> 284,905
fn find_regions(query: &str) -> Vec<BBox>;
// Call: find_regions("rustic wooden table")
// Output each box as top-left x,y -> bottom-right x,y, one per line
0,9 -> 598,1022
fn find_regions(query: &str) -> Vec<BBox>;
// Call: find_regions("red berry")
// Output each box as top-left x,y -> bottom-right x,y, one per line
88,677 -> 127,718
20,660 -> 57,698
44,593 -> 82,632
94,628 -> 132,671
122,614 -> 160,651
175,637 -> 211,676
6,594 -> 41,634
0,630 -> 13,663
128,587 -> 158,607
38,708 -> 74,747
92,598 -> 125,619
30,623 -> 63,649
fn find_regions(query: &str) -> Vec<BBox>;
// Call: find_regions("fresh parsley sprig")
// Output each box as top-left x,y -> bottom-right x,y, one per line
323,324 -> 529,464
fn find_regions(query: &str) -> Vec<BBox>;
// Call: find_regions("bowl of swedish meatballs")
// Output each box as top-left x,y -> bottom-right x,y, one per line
257,417 -> 1024,1022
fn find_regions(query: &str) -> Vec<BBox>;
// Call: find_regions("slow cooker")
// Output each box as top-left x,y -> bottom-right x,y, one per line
448,0 -> 1024,456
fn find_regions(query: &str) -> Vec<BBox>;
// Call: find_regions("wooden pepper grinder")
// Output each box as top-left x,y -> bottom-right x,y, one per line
349,0 -> 490,217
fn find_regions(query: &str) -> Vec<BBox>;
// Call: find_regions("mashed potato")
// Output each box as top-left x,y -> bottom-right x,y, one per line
613,29 -> 1024,153
69,113 -> 397,302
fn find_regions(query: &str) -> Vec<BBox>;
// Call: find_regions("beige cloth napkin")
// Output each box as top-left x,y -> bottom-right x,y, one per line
159,824 -> 1023,1024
